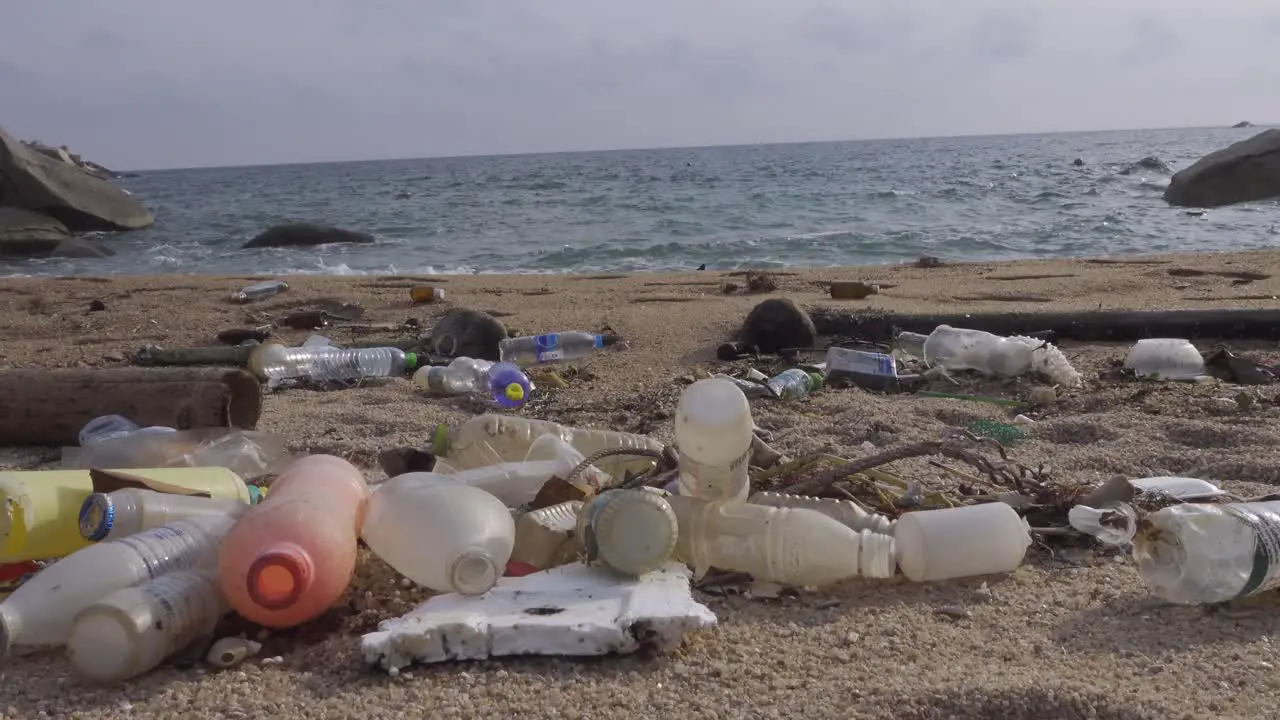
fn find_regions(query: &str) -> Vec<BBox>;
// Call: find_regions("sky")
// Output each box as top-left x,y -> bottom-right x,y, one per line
2,0 -> 1279,170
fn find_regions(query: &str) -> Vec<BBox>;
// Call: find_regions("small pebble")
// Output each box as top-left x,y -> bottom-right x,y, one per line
934,605 -> 971,620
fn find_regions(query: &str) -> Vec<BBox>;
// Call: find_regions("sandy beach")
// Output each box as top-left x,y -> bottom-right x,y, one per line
4,249 -> 1280,719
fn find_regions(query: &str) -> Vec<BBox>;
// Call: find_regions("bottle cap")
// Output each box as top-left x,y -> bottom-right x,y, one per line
246,547 -> 313,611
247,485 -> 269,504
78,493 -> 115,542
504,383 -> 526,403
432,424 -> 452,455
403,352 -> 419,371
582,490 -> 679,577
449,550 -> 500,596
807,372 -> 824,390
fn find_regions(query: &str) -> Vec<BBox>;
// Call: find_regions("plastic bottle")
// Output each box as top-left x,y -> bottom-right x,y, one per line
78,415 -> 177,446
1123,338 -> 1205,381
66,569 -> 226,683
412,357 -> 532,409
231,279 -> 289,304
390,444 -> 596,509
217,455 -> 369,629
79,488 -> 252,543
748,492 -> 895,535
0,513 -> 236,651
919,325 -> 1035,378
247,342 -> 418,383
433,414 -> 664,480
361,477 -> 514,595
1132,501 -> 1280,604
665,495 -> 895,586
578,489 -> 680,577
409,286 -> 445,304
674,379 -> 754,502
0,467 -> 256,565
498,332 -> 607,366
893,503 -> 1031,583
765,369 -> 823,400
511,501 -> 583,571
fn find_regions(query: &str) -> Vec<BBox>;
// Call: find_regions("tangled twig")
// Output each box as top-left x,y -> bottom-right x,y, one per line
564,446 -> 674,491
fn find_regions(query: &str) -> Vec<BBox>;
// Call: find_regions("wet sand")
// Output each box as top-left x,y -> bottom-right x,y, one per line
3,250 -> 1280,719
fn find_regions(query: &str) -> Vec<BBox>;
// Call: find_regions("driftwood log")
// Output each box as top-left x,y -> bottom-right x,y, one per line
808,307 -> 1280,343
0,367 -> 262,446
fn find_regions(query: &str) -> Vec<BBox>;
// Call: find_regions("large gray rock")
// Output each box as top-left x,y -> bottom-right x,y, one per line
1164,130 -> 1280,208
242,222 -> 376,249
0,127 -> 153,231
430,309 -> 508,361
0,207 -> 70,256
741,298 -> 816,354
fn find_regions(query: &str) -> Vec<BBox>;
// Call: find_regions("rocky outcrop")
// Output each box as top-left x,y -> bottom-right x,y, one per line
1164,129 -> 1280,208
242,222 -> 376,249
0,127 -> 154,232
1117,156 -> 1172,176
1232,121 -> 1254,129
0,207 -> 113,258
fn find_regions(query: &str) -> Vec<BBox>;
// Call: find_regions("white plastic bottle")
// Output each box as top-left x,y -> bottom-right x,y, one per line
79,488 -> 250,542
0,513 -> 237,651
578,489 -> 679,577
893,503 -> 1030,583
921,325 -> 1034,378
66,569 -> 227,683
1133,501 -> 1280,604
360,477 -> 515,595
433,414 -> 664,480
748,492 -> 895,535
666,494 -> 896,586
675,379 -> 755,502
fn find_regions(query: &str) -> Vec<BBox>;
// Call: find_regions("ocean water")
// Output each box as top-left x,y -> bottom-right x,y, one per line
4,126 -> 1278,277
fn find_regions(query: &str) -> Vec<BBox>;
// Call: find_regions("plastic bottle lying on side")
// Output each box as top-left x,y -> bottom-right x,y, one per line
1133,501 -> 1280,604
578,489 -> 679,577
231,280 -> 288,304
412,357 -> 532,409
361,477 -> 514,595
893,503 -> 1030,583
765,369 -> 823,400
79,488 -> 253,543
78,415 -> 177,447
748,492 -> 895,535
66,569 -> 227,684
666,494 -> 896,586
498,332 -> 610,366
920,326 -> 1035,378
433,414 -> 664,481
217,455 -> 369,629
0,513 -> 237,651
248,342 -> 418,383
675,379 -> 754,502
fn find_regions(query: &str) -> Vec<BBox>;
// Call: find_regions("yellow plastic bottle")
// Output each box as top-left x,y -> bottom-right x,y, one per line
0,467 -> 259,564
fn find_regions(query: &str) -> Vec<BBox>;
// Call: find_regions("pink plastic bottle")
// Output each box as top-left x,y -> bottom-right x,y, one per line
216,455 -> 369,628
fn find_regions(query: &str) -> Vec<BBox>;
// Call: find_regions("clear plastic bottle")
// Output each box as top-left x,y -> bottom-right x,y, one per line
578,489 -> 679,577
675,379 -> 754,502
412,357 -> 532,409
748,492 -> 895,535
433,414 -> 664,480
893,503 -> 1030,583
66,569 -> 226,683
765,369 -> 823,400
666,495 -> 896,586
498,332 -> 607,366
1133,501 -> 1280,604
231,280 -> 288,304
0,513 -> 237,651
217,455 -> 369,629
78,415 -> 177,447
391,440 -> 597,509
247,342 -> 418,383
79,488 -> 251,542
920,325 -> 1034,378
361,476 -> 514,595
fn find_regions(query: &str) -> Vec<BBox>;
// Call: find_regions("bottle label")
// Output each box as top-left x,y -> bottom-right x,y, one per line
826,347 -> 897,377
116,525 -> 205,581
677,447 -> 750,501
1224,502 -> 1280,598
534,334 -> 563,362
143,573 -> 220,653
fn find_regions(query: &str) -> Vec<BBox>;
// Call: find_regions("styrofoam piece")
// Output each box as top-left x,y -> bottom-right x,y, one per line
360,562 -> 716,671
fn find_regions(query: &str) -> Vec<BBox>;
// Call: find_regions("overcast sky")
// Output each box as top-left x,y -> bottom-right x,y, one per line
2,0 -> 1278,170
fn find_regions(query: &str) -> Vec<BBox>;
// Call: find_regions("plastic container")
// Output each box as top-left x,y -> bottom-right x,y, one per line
893,503 -> 1031,583
79,488 -> 252,542
0,467 -> 255,564
361,477 -> 514,595
413,357 -> 531,409
922,326 -> 1034,378
66,569 -> 226,683
78,415 -> 179,446
674,379 -> 754,502
60,429 -> 290,482
578,489 -> 679,577
511,501 -> 583,571
391,446 -> 595,509
766,369 -> 823,400
666,495 -> 896,586
409,286 -> 445,304
1123,338 -> 1205,381
433,414 -> 664,480
498,332 -> 606,366
231,280 -> 288,304
0,513 -> 236,651
217,455 -> 369,629
247,342 -> 418,383
824,347 -> 900,393
748,492 -> 895,535
1133,501 -> 1280,604
522,434 -> 614,494
895,331 -> 929,360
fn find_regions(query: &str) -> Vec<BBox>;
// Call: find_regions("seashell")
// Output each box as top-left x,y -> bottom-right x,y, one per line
206,636 -> 263,669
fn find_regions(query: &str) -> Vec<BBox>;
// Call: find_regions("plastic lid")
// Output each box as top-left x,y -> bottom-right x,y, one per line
588,491 -> 679,576
78,493 -> 115,542
66,606 -> 138,683
246,548 -> 313,611
450,551 -> 500,595
403,352 -> 419,371
247,485 -> 268,504
432,424 -> 452,455
806,372 -> 824,390
504,383 -> 526,402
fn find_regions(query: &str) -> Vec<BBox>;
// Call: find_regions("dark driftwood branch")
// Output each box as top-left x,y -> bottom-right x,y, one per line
808,307 -> 1280,343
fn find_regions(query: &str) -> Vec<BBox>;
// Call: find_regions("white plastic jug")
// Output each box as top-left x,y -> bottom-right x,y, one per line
893,503 -> 1030,582
674,379 -> 755,502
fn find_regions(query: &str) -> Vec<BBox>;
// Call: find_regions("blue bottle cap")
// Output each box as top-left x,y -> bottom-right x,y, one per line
78,493 -> 115,542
